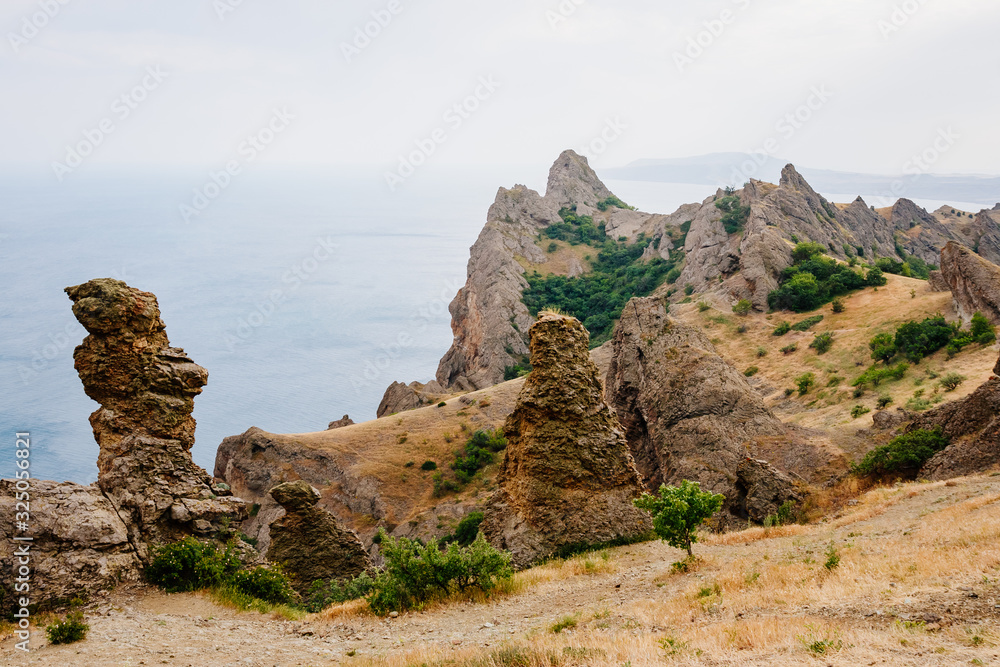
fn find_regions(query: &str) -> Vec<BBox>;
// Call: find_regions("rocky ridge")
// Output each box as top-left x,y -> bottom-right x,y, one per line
480,313 -> 651,568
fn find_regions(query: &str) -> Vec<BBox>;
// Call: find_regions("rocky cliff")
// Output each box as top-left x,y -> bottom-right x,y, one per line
604,297 -> 796,524
66,279 -> 246,560
939,241 -> 1000,325
480,314 -> 651,568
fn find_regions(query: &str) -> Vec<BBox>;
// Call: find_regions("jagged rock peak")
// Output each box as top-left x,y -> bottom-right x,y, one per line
545,149 -> 614,208
65,278 -> 246,560
480,313 -> 651,568
779,164 -> 815,193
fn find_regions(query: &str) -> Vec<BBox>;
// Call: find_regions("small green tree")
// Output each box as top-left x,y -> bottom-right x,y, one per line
796,372 -> 816,395
633,480 -> 724,556
869,333 -> 896,365
732,299 -> 753,316
831,297 -> 845,313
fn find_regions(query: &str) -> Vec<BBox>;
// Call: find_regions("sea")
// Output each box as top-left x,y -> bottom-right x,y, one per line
0,164 -> 720,485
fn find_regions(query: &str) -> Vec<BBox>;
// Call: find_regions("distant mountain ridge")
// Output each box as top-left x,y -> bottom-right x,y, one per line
603,153 -> 1000,206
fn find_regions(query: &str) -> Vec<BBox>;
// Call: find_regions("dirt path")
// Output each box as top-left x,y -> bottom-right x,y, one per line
4,475 -> 1000,666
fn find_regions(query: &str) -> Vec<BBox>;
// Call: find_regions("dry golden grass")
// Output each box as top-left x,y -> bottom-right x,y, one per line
343,475 -> 1000,666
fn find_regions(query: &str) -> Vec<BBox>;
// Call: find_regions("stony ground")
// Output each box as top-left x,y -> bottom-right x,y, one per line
4,474 -> 1000,666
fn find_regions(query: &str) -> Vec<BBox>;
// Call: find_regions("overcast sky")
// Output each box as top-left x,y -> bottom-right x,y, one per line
2,0 -> 998,179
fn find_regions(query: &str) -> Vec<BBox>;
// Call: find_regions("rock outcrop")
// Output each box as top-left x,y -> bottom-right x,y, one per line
604,297 -> 791,524
327,415 -> 355,430
66,279 -> 246,560
905,352 -> 1000,480
0,480 -> 141,611
377,380 -> 445,418
480,314 -> 651,568
939,241 -> 1000,325
265,481 -> 371,595
734,459 -> 801,523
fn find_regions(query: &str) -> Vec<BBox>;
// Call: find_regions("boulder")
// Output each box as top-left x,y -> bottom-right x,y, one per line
0,480 -> 140,612
604,296 -> 789,524
266,481 -> 371,594
66,279 -> 246,560
327,415 -> 355,430
480,313 -> 651,568
939,241 -> 1000,325
735,459 -> 801,523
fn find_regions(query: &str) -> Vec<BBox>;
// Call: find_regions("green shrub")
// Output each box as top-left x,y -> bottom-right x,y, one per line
780,343 -> 798,355
550,613 -> 580,633
366,532 -> 513,615
442,511 -> 485,547
795,373 -> 816,396
763,500 -> 797,527
697,300 -> 711,312
503,364 -> 531,381
546,241 -> 558,253
831,297 -> 845,313
733,299 -> 752,316
684,283 -> 695,296
755,347 -> 767,358
792,315 -> 824,331
45,611 -> 89,645
227,566 -> 297,605
894,315 -> 953,362
850,405 -> 871,419
768,248 -> 869,312
744,366 -> 759,377
450,429 -> 507,484
876,394 -> 893,410
869,333 -> 897,364
939,372 -> 966,391
633,480 -> 724,556
305,571 -> 376,613
810,332 -> 834,354
791,242 -> 826,263
146,537 -> 241,593
421,460 -> 438,471
866,266 -> 887,286
596,195 -> 634,211
824,543 -> 841,570
851,427 -> 949,476
715,195 -> 750,234
971,312 -> 997,344
853,362 -> 909,388
773,321 -> 791,336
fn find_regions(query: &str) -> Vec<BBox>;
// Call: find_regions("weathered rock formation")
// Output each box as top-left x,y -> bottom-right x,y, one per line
377,380 -> 445,418
939,241 -> 1000,325
327,415 -> 355,430
265,481 -> 371,594
604,297 -> 793,523
903,352 -> 1000,480
480,314 -> 651,567
734,459 -> 801,523
0,480 -> 141,611
66,279 -> 246,559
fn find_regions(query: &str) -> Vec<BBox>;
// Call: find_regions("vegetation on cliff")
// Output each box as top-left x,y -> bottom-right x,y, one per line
768,242 -> 885,312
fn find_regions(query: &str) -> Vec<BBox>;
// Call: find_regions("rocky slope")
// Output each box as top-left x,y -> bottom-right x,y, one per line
480,314 -> 650,567
939,241 -> 1000,324
604,296 -> 798,524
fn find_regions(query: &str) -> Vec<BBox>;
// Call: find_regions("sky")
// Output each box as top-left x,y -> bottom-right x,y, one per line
2,0 -> 999,181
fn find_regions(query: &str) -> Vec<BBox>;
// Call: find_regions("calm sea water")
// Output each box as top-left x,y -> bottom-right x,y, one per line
0,165 -> 714,484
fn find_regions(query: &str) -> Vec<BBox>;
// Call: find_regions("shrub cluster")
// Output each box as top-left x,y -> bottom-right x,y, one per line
433,429 -> 507,497
714,195 -> 750,235
809,332 -> 834,354
146,537 -> 296,606
851,427 -> 949,477
595,195 -> 635,212
542,206 -> 605,246
305,571 -> 376,613
792,315 -> 824,331
45,611 -> 89,645
523,235 -> 679,345
772,321 -> 791,336
768,243 -> 884,312
868,312 -> 995,365
853,362 -> 909,388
